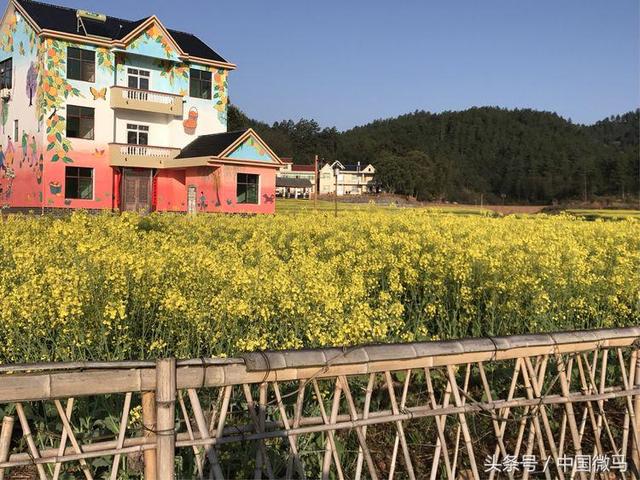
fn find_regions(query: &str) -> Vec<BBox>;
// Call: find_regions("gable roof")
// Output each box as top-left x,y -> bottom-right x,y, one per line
14,0 -> 232,66
176,129 -> 283,167
176,130 -> 246,159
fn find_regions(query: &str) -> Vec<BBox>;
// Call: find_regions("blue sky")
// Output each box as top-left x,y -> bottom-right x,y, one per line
63,0 -> 638,130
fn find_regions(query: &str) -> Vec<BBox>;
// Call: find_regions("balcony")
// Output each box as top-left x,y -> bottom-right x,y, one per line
110,86 -> 183,116
109,143 -> 181,169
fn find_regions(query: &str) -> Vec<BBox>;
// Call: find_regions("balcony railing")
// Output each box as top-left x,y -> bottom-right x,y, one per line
110,86 -> 184,116
109,143 -> 181,169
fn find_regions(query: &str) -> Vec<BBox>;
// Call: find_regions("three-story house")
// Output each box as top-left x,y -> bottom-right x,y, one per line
0,0 -> 283,214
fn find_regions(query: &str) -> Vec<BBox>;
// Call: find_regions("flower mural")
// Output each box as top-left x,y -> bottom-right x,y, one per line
129,24 -> 175,59
0,11 -> 16,53
158,59 -> 188,86
212,68 -> 228,124
96,47 -> 113,73
36,38 -> 81,163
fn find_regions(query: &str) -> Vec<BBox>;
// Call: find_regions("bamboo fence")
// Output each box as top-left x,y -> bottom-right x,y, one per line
0,327 -> 638,479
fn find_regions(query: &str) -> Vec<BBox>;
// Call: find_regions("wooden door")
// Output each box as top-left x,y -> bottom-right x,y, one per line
122,168 -> 152,213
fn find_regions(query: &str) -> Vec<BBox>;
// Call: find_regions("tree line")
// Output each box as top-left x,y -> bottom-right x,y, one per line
228,105 -> 639,204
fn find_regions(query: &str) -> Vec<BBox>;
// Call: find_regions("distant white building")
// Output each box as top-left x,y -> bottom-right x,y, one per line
276,159 -> 315,198
318,161 -> 376,195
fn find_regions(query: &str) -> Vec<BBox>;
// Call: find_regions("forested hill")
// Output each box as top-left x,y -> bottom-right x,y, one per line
228,105 -> 639,204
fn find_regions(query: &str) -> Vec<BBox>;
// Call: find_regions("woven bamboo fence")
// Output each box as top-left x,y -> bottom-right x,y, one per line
0,327 -> 639,479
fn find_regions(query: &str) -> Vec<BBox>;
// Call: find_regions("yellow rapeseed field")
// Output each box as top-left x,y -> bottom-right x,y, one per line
0,211 -> 638,363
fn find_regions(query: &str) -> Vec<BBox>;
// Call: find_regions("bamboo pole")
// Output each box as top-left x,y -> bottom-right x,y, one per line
311,379 -> 344,480
555,354 -> 587,480
187,388 -> 224,480
53,399 -> 93,480
633,350 -> 640,474
2,384 -> 639,469
426,367 -> 453,480
321,378 -> 342,479
156,358 -> 176,480
241,384 -> 274,480
353,373 -> 375,480
446,365 -> 478,479
0,416 -> 14,480
142,391 -> 157,480
15,403 -> 47,480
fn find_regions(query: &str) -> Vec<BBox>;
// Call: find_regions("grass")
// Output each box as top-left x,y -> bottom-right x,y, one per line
566,209 -> 640,220
275,198 -> 496,216
277,198 -> 640,220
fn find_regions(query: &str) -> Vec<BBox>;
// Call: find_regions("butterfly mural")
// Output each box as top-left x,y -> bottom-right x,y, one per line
90,87 -> 107,100
94,148 -> 105,157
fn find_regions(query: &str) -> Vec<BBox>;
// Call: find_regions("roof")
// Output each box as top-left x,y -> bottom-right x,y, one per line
276,177 -> 313,188
344,164 -> 372,172
291,165 -> 315,172
15,0 -> 230,63
280,157 -> 293,164
175,130 -> 247,159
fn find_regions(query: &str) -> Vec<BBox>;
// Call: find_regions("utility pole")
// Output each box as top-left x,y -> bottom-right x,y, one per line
334,165 -> 339,218
314,154 -> 318,210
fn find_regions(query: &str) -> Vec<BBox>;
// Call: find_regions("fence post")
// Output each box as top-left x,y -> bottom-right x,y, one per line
156,358 -> 176,480
0,416 -> 15,480
142,391 -> 157,480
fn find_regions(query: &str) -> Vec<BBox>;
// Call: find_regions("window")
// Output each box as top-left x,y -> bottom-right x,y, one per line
127,68 -> 150,90
127,123 -> 149,145
65,167 -> 93,199
189,68 -> 211,99
66,105 -> 94,139
67,47 -> 95,82
0,58 -> 11,89
236,173 -> 259,204
13,119 -> 18,142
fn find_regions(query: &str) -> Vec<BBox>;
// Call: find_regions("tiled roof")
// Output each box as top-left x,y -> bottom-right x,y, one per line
175,130 -> 247,159
276,177 -> 313,188
291,165 -> 315,172
15,0 -> 230,63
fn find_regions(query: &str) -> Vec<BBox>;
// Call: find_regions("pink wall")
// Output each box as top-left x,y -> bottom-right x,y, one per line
155,169 -> 187,212
43,150 -> 114,210
0,141 -> 43,209
155,164 -> 276,214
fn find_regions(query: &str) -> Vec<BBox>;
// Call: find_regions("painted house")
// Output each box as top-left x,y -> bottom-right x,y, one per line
276,159 -> 315,198
318,161 -> 376,195
0,0 -> 283,214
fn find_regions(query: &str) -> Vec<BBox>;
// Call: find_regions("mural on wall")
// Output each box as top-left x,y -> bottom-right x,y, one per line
26,62 -> 37,106
212,68 -> 228,124
127,24 -> 177,60
183,106 -> 198,133
90,87 -> 107,100
227,136 -> 273,162
96,47 -> 113,74
0,11 -> 16,53
0,10 -> 45,207
36,39 -> 82,164
158,60 -> 188,87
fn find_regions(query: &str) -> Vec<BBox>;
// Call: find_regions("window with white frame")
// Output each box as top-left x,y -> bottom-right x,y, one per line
127,68 -> 150,90
127,124 -> 149,145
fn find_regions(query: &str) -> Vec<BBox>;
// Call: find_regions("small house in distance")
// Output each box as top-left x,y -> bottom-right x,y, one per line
276,159 -> 315,198
319,161 -> 376,195
0,0 -> 283,214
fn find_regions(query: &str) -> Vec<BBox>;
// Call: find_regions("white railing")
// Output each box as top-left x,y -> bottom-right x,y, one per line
120,145 -> 176,158
122,88 -> 174,105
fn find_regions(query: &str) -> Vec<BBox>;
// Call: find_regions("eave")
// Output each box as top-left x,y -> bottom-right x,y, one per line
10,0 -> 236,70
